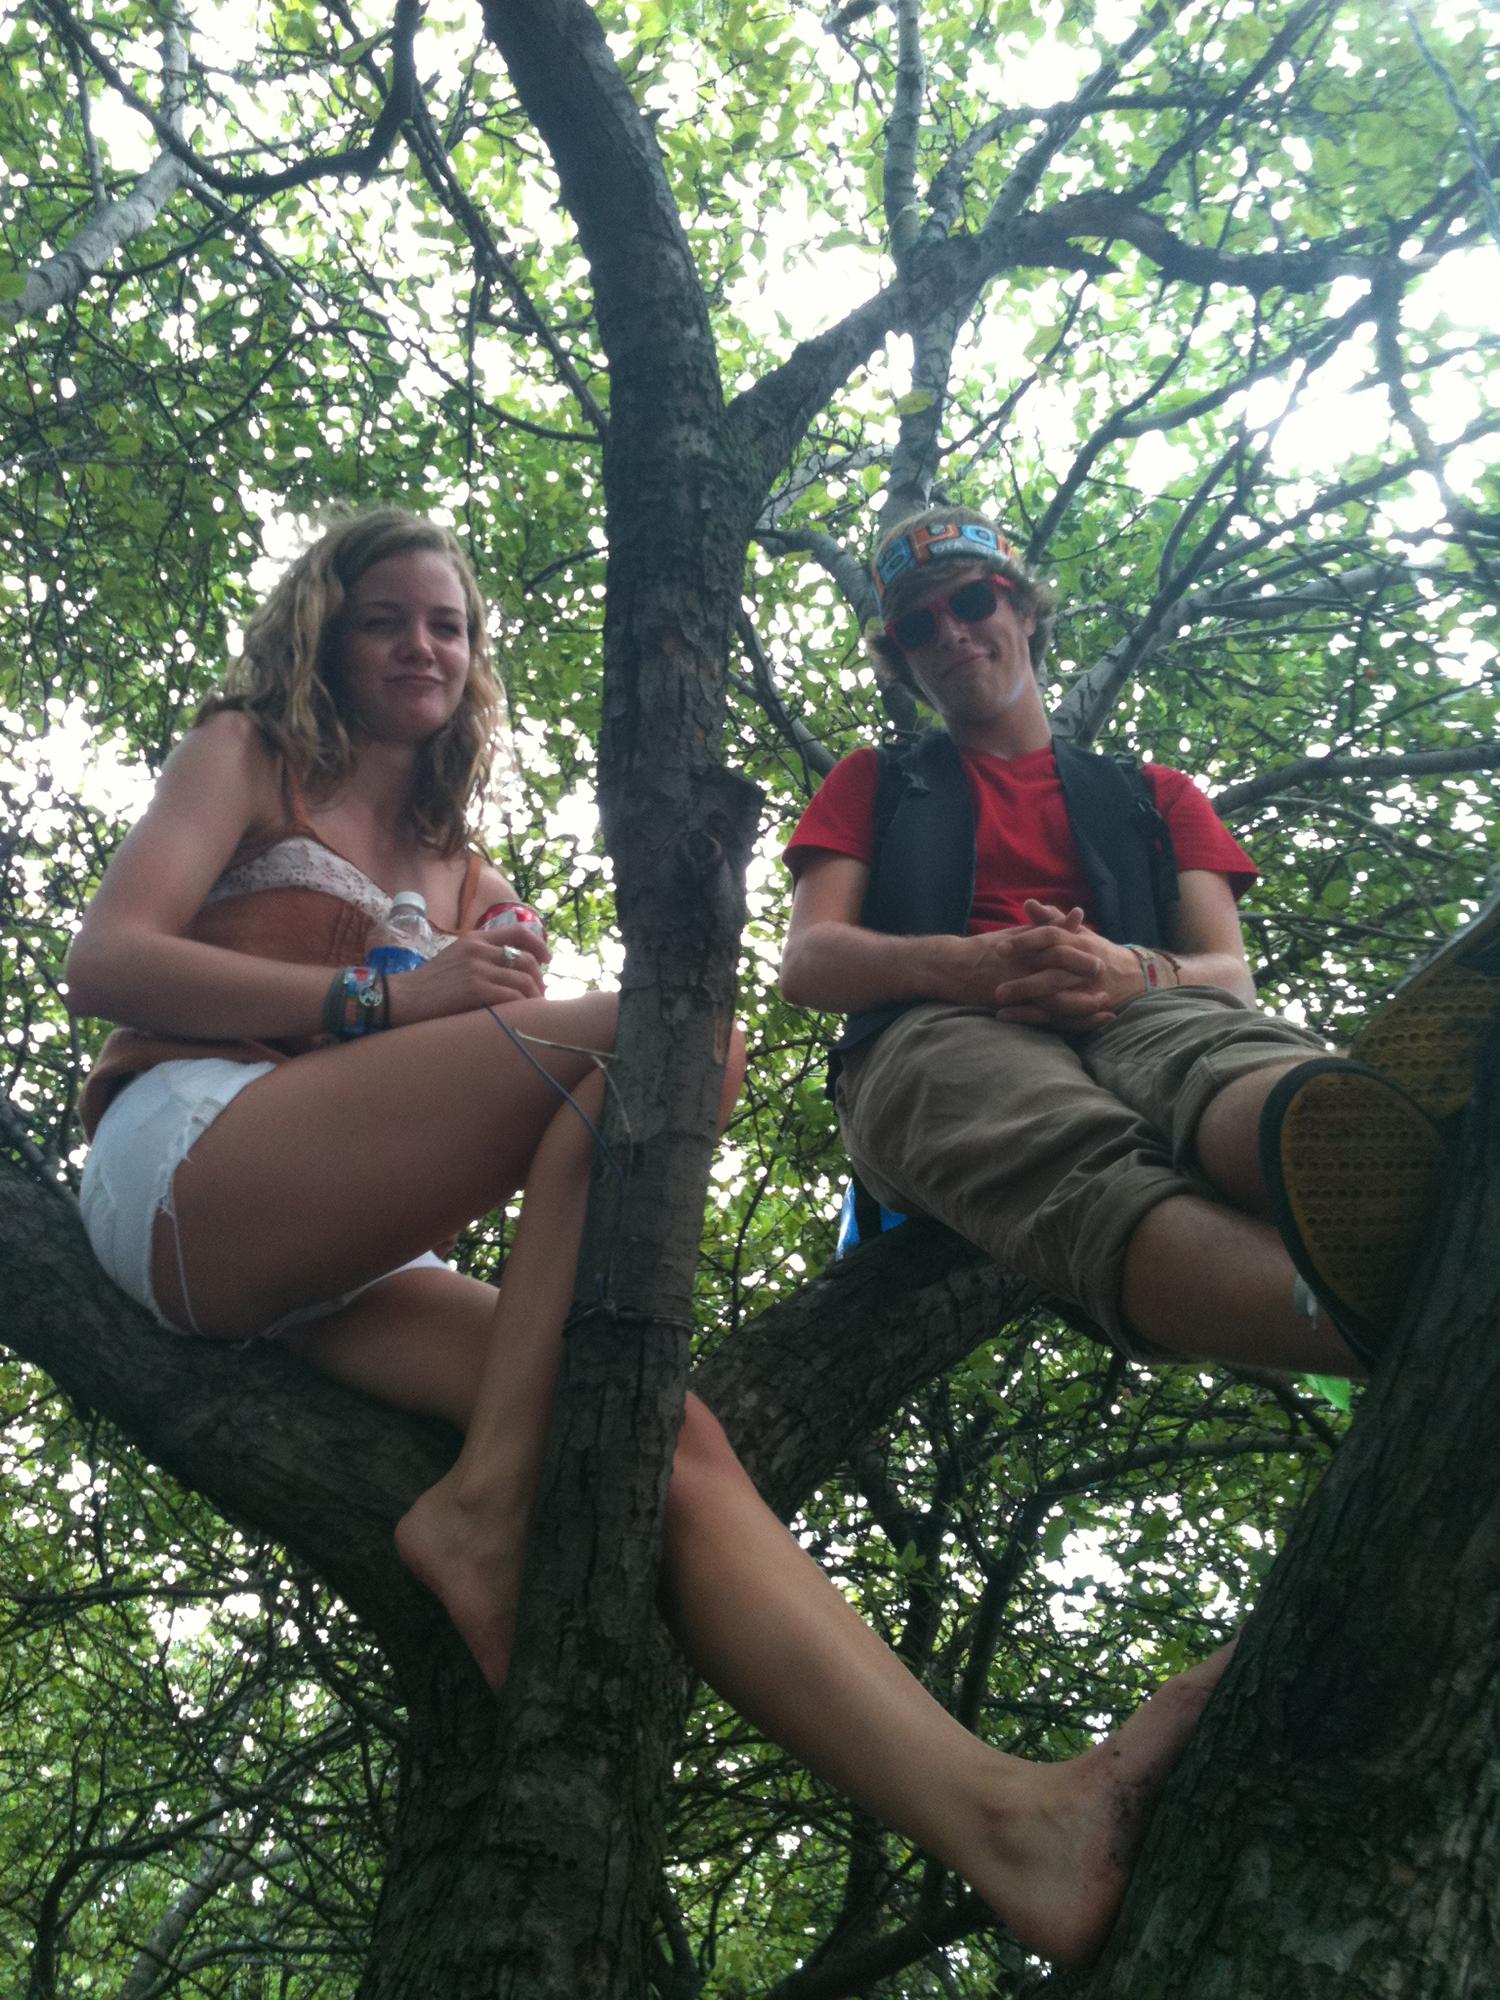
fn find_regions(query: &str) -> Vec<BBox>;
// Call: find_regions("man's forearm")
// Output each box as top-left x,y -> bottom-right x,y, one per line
780,921 -> 963,1014
1155,949 -> 1257,1007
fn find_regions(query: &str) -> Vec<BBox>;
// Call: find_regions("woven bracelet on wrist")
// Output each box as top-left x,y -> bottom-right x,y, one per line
1123,944 -> 1162,993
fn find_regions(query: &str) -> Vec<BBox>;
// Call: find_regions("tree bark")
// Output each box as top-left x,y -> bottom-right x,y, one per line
1062,1027 -> 1500,1999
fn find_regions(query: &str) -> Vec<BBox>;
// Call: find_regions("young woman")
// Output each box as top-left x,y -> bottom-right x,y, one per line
67,509 -> 1226,1969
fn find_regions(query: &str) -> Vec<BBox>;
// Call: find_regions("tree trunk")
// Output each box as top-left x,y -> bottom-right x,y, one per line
1065,1027 -> 1500,1999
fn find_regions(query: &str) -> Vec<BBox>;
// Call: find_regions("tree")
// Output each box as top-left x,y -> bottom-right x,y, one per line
2,0 -> 1497,1993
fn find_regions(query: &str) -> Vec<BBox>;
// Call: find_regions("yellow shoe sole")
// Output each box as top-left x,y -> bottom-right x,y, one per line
1353,887 -> 1500,1122
1260,1059 -> 1448,1367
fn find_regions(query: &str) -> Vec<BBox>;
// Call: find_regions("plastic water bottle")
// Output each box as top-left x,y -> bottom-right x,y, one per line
366,891 -> 436,976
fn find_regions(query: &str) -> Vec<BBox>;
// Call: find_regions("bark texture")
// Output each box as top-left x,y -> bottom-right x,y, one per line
472,2 -> 767,1989
1062,1028 -> 1500,2000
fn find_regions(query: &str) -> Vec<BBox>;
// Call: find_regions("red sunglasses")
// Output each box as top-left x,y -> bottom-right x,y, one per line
884,572 -> 1014,651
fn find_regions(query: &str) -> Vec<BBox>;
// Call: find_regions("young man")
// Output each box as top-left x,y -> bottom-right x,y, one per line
782,505 -> 1487,1374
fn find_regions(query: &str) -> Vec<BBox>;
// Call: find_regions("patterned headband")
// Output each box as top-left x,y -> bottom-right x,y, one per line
873,521 -> 1012,602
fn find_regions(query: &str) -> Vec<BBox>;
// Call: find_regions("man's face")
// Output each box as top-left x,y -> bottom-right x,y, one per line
895,563 -> 1039,729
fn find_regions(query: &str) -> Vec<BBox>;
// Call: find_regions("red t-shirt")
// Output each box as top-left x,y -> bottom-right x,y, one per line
785,743 -> 1255,933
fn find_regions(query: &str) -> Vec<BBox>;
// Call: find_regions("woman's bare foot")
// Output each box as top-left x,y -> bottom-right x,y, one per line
394,1472 -> 532,1692
972,1643 -> 1234,1968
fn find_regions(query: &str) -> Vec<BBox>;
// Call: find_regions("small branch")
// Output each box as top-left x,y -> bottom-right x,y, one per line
65,28 -> 106,208
1372,272 -> 1500,596
735,612 -> 836,780
0,1094 -> 70,1191
394,45 -> 608,437
979,5 -> 1169,241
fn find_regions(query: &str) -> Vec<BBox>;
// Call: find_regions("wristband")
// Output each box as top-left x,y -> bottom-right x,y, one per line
323,965 -> 388,1040
1156,948 -> 1184,987
1123,944 -> 1163,993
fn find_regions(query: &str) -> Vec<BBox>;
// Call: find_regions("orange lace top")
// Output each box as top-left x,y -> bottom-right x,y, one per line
80,779 -> 484,1138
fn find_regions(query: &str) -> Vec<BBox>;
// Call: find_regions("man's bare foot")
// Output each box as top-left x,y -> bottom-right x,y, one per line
394,1473 -> 531,1693
972,1642 -> 1234,1968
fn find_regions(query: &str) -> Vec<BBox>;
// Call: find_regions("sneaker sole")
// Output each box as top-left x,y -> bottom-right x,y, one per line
1353,886 -> 1500,1122
1259,1058 -> 1448,1368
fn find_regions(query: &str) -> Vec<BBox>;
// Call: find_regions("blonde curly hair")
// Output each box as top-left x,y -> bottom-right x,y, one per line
864,504 -> 1057,696
200,509 -> 502,856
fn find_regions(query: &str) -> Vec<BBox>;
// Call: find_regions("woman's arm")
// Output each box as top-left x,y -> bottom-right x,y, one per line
67,716 -> 552,1038
64,711 -> 344,1040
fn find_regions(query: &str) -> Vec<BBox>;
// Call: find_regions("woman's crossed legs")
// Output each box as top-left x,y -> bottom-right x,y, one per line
149,988 -> 1228,1966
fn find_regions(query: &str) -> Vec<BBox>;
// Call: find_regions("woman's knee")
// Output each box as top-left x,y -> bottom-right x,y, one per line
665,1395 -> 743,1529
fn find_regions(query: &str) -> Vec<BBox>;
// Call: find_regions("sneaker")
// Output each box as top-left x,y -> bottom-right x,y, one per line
1259,1058 -> 1448,1370
1352,884 -> 1500,1123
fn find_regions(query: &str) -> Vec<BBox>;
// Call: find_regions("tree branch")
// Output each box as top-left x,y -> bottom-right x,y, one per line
735,611 -> 836,780
977,5 -> 1170,242
1216,744 -> 1500,818
883,0 -> 925,264
1016,193 -> 1426,298
5,12 -> 194,324
34,0 -> 421,199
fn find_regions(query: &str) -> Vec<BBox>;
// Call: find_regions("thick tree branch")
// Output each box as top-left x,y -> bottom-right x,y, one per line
753,525 -> 878,626
1016,194 -> 1425,298
481,0 -> 717,426
883,0 -> 925,264
884,293 -> 980,519
1216,744 -> 1500,817
1069,1035 -> 1500,1996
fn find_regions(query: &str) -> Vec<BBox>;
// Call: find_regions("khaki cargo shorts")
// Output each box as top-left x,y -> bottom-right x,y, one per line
835,987 -> 1326,1356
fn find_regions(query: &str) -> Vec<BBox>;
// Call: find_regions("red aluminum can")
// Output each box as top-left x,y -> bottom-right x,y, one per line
477,900 -> 545,935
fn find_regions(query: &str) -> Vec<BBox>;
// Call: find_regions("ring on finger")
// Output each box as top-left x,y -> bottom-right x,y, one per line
501,945 -> 520,968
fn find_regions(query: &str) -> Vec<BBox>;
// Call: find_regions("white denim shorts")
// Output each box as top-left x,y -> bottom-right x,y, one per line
80,1058 -> 445,1337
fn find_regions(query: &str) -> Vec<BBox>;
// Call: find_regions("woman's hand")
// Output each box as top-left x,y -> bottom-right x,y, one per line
385,926 -> 550,1027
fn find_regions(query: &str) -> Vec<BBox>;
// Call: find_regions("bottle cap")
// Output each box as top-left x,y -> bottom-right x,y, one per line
390,891 -> 428,914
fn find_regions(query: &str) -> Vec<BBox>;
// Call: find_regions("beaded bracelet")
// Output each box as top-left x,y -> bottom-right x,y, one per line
322,965 -> 388,1040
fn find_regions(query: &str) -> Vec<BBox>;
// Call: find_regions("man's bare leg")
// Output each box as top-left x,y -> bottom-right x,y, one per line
1121,1192 -> 1358,1371
1121,1050 -> 1454,1371
1121,1058 -> 1367,1371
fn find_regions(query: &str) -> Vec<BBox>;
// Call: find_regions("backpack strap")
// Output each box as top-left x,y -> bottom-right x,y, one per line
1052,741 -> 1179,946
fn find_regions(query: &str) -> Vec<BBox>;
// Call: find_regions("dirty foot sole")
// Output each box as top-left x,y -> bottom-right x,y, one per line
1353,888 -> 1500,1122
1260,1059 -> 1448,1367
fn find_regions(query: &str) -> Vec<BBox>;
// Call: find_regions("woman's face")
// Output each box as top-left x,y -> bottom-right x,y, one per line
335,551 -> 472,745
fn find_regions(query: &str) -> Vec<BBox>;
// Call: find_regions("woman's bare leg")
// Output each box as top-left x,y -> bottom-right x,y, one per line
388,1069 -> 606,1688
152,990 -> 622,1337
662,1399 -> 1228,1968
290,1279 -> 1224,1962
258,1012 -> 745,1689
